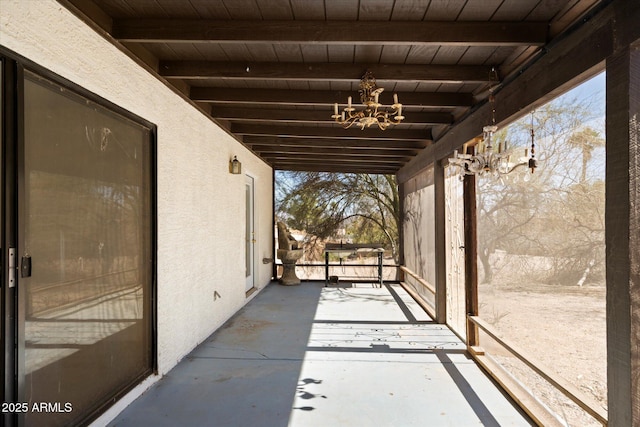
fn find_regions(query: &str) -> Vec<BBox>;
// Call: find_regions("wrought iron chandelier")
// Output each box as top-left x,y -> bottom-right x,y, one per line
448,91 -> 538,179
331,71 -> 404,130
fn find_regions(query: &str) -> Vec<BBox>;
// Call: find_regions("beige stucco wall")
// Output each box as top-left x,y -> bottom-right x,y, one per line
0,0 -> 274,420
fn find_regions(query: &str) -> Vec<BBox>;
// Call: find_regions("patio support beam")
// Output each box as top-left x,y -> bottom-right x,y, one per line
605,41 -> 640,427
463,174 -> 478,347
434,161 -> 447,323
113,20 -> 547,46
398,182 -> 406,275
272,169 -> 277,281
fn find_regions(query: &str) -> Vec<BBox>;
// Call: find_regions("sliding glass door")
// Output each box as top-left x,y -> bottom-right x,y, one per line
0,58 -> 156,427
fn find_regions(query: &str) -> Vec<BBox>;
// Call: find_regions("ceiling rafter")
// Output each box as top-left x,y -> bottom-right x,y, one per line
250,145 -> 419,157
191,87 -> 474,107
231,124 -> 431,140
261,154 -> 410,164
112,19 -> 548,46
242,136 -> 429,150
159,61 -> 494,83
271,162 -> 401,174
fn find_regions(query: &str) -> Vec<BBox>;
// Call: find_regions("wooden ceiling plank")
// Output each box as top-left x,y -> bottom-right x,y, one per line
491,1 -> 539,20
220,0 -> 263,19
112,19 -> 548,46
457,0 -> 504,21
289,0 -> 326,20
254,0 -> 295,20
159,61 -> 493,83
424,0 -> 467,20
358,0 -> 394,20
154,0 -> 200,18
187,0 -> 232,19
232,124 -> 431,140
389,2 -> 429,21
324,0 -> 360,21
190,87 -> 474,107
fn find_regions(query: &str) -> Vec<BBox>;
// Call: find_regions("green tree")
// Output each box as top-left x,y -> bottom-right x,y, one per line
566,127 -> 605,183
276,172 -> 400,262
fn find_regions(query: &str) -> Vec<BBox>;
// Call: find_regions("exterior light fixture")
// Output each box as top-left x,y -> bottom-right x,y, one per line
229,156 -> 241,174
331,71 -> 404,130
448,68 -> 537,180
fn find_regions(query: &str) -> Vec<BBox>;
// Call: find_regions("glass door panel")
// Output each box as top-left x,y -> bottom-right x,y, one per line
21,70 -> 153,426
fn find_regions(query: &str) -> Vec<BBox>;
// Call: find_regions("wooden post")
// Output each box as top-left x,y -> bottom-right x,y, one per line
397,180 -> 405,282
272,169 -> 277,281
606,42 -> 640,427
434,160 -> 447,323
463,174 -> 479,347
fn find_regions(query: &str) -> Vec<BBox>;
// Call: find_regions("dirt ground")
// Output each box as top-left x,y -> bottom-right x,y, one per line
478,282 -> 607,426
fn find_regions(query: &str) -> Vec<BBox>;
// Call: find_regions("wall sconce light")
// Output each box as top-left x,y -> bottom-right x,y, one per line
229,156 -> 241,174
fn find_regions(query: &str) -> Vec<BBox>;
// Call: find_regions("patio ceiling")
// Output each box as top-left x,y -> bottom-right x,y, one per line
61,0 -> 603,175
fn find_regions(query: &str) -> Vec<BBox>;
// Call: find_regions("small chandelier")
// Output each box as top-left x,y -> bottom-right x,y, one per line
448,93 -> 538,179
331,71 -> 404,130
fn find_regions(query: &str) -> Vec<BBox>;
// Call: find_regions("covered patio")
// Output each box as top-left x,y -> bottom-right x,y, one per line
1,0 -> 639,426
109,281 -> 532,427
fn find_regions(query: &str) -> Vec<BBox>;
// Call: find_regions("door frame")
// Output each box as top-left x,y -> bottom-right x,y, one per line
0,45 -> 158,426
245,174 -> 256,293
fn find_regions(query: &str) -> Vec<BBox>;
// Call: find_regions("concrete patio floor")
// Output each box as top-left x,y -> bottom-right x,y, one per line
109,282 -> 534,427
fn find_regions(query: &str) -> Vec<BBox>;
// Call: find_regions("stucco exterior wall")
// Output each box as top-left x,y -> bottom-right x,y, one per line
0,0 -> 273,406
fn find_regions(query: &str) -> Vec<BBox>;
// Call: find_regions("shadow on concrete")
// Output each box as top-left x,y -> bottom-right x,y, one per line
109,282 -> 533,427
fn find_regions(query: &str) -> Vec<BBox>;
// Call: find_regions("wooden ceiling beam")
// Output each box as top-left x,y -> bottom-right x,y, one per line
232,124 -> 430,140
211,106 -> 453,125
113,20 -> 547,46
160,61 -> 493,83
271,163 -> 400,174
251,145 -> 419,157
192,87 -> 474,107
261,154 -> 408,164
243,136 -> 428,150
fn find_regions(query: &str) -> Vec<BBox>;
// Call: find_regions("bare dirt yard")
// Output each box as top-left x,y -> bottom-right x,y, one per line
479,282 -> 607,426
